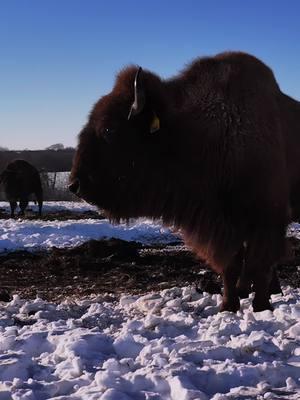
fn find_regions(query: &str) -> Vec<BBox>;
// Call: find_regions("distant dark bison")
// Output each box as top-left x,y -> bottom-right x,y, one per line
0,159 -> 43,217
70,51 -> 300,312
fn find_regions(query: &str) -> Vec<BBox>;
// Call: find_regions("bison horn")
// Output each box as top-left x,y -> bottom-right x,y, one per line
128,67 -> 146,120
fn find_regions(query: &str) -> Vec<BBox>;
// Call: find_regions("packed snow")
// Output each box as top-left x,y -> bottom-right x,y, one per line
0,201 -> 300,399
0,287 -> 299,399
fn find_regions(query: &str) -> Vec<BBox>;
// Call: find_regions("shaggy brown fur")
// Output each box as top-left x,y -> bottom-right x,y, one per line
0,160 -> 43,217
70,51 -> 300,312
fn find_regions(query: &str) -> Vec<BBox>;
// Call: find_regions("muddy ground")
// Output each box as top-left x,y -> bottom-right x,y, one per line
0,210 -> 299,302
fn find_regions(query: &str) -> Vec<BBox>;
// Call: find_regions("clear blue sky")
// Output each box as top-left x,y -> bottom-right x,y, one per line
1,0 -> 300,150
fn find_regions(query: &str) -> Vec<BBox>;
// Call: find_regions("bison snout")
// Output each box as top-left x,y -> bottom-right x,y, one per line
69,178 -> 81,195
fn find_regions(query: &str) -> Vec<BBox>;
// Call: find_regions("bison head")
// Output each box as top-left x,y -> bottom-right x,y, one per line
0,169 -> 18,198
70,67 -> 177,221
0,169 -> 14,186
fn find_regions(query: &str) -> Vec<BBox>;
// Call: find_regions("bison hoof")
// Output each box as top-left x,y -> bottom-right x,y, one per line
269,289 -> 283,297
236,286 -> 251,299
220,297 -> 240,313
252,299 -> 274,312
269,285 -> 283,296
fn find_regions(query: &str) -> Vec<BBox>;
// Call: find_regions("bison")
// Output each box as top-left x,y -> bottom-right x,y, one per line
69,51 -> 300,312
0,159 -> 43,217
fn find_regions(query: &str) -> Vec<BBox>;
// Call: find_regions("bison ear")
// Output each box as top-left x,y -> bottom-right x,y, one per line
127,67 -> 146,120
150,113 -> 160,134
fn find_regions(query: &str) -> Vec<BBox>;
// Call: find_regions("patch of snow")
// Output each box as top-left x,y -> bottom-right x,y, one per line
288,222 -> 300,240
0,218 -> 179,252
0,202 -> 179,252
0,287 -> 299,399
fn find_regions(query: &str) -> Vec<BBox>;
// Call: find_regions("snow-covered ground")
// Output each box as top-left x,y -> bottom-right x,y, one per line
0,202 -> 179,252
0,218 -> 179,252
0,287 -> 299,399
0,202 -> 300,399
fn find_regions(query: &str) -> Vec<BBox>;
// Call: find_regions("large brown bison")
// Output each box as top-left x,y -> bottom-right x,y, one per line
0,159 -> 43,217
69,51 -> 300,312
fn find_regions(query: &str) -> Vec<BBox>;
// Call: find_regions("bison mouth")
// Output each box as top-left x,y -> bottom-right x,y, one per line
69,173 -> 133,222
69,178 -> 97,204
68,178 -> 114,213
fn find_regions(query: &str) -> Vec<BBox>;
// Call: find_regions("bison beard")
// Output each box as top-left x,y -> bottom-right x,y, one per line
70,51 -> 300,312
0,159 -> 43,217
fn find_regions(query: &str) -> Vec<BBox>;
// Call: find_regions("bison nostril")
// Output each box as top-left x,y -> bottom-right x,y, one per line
69,179 -> 80,194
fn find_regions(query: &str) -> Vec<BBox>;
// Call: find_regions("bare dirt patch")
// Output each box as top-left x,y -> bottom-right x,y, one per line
0,239 -> 221,301
0,210 -> 299,302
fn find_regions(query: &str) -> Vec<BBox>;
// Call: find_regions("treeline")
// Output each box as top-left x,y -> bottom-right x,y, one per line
0,149 -> 76,201
41,171 -> 74,201
0,149 -> 75,173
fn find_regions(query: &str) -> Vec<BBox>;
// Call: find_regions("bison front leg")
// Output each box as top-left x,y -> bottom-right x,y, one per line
236,265 -> 281,299
252,266 -> 282,312
251,271 -> 274,312
235,244 -> 252,299
35,190 -> 43,217
19,198 -> 28,216
269,267 -> 282,296
236,275 -> 252,299
247,227 -> 286,312
220,247 -> 244,312
9,201 -> 17,217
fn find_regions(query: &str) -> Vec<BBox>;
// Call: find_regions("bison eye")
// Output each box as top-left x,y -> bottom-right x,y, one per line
102,128 -> 117,144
